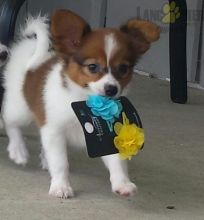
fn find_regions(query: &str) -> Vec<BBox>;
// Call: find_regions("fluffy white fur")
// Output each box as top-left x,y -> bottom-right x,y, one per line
22,15 -> 51,70
2,16 -> 137,198
104,33 -> 118,66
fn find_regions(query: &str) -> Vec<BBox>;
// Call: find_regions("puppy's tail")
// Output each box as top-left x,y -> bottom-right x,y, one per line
21,14 -> 50,70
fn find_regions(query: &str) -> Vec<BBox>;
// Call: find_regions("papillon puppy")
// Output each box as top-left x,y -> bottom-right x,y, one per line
2,10 -> 160,198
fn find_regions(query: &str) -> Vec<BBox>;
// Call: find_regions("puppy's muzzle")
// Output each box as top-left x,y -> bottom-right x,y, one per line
104,84 -> 118,97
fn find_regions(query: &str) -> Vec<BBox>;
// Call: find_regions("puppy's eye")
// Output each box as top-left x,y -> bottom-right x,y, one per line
88,64 -> 100,74
118,64 -> 129,75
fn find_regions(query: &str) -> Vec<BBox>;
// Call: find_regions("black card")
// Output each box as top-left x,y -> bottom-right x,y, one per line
71,96 -> 143,158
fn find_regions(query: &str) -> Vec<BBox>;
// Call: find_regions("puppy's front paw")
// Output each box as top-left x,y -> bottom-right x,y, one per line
49,183 -> 74,199
112,182 -> 137,197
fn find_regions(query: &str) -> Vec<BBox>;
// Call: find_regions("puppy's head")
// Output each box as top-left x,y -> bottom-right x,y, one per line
51,10 -> 160,97
0,43 -> 9,67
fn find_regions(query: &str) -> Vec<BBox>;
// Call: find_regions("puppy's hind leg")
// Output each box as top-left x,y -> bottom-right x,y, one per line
5,124 -> 29,166
3,100 -> 32,166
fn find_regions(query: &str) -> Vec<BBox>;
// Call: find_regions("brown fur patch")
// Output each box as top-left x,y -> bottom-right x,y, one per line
51,9 -> 91,57
120,19 -> 160,54
64,58 -> 104,87
118,70 -> 133,89
23,57 -> 58,126
78,29 -> 108,61
125,20 -> 160,43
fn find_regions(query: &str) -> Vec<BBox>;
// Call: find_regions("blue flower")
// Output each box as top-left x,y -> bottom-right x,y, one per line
86,95 -> 122,128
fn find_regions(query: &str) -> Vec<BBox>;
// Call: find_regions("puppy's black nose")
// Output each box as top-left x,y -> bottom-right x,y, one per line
0,51 -> 8,61
104,84 -> 118,97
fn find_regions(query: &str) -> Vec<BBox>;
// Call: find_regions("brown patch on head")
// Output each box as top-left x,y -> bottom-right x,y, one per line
63,29 -> 110,87
113,69 -> 133,91
125,19 -> 160,42
23,57 -> 58,126
120,19 -> 160,54
64,58 -> 104,88
51,9 -> 91,58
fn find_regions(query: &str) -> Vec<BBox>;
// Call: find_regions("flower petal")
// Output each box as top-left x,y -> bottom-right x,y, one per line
109,103 -> 119,115
113,112 -> 144,160
91,109 -> 101,116
86,95 -> 104,108
101,114 -> 114,121
99,101 -> 114,110
117,101 -> 123,113
114,122 -> 123,135
86,96 -> 124,132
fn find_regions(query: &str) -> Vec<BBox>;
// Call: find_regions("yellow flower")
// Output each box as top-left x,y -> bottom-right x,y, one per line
114,112 -> 144,160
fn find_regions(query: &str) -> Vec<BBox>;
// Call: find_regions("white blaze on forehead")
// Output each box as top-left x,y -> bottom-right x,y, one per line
104,33 -> 118,66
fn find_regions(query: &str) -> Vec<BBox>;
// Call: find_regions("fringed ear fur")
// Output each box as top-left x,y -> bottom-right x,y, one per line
51,9 -> 91,57
120,19 -> 160,54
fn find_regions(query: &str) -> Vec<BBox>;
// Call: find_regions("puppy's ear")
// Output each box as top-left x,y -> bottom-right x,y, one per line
120,19 -> 160,54
51,9 -> 91,56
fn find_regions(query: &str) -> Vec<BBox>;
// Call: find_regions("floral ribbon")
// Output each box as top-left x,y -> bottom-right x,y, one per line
86,95 -> 144,160
86,95 -> 122,132
114,112 -> 144,160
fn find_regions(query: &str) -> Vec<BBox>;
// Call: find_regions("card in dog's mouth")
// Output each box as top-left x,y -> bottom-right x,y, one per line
71,96 -> 144,160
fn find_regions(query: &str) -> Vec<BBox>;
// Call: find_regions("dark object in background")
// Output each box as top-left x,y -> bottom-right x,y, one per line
0,0 -> 26,45
166,205 -> 176,210
169,0 -> 188,104
0,0 -> 26,109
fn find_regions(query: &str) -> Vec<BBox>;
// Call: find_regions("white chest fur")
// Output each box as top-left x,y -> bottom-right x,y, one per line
42,62 -> 89,148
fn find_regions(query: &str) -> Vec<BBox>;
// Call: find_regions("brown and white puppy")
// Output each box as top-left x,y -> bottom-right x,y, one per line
2,10 -> 160,198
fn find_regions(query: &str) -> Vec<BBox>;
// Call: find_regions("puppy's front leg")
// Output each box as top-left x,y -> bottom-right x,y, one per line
102,154 -> 137,197
40,126 -> 74,199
